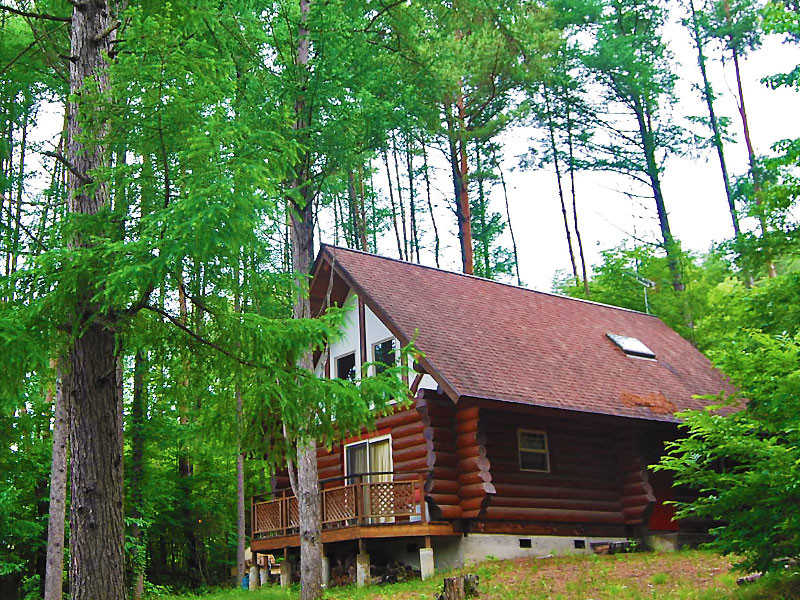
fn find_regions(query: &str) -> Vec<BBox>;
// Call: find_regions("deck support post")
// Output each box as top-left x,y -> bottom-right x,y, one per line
321,555 -> 330,588
419,546 -> 435,581
249,564 -> 259,590
280,550 -> 292,588
356,553 -> 370,587
259,566 -> 268,586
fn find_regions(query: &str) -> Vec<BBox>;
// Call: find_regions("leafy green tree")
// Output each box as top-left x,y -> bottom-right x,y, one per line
657,273 -> 800,573
583,0 -> 688,293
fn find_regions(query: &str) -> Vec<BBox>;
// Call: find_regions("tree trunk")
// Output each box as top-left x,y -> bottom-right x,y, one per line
66,2 -> 125,599
455,92 -> 473,274
544,89 -> 579,285
405,138 -> 420,263
474,142 -> 490,277
421,140 -> 440,268
44,361 -> 67,600
565,104 -> 589,297
633,97 -> 684,292
392,135 -> 409,260
688,0 -> 738,237
494,153 -> 521,286
131,350 -> 146,600
289,0 -> 324,596
383,149 -> 404,259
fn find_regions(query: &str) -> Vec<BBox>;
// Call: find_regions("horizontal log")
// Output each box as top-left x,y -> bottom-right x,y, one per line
429,451 -> 460,469
490,458 -> 614,479
622,482 -> 650,497
456,430 -> 487,449
623,506 -> 648,523
428,493 -> 460,506
455,406 -> 480,422
622,493 -> 655,508
393,445 -> 428,465
377,408 -> 422,429
272,475 -> 290,489
429,467 -> 459,481
491,497 -> 622,513
424,427 -> 455,445
426,479 -> 459,495
456,455 -> 490,473
455,445 -> 481,460
459,496 -> 489,513
395,456 -> 428,472
458,471 -> 492,486
622,471 -> 647,486
392,420 -> 426,440
491,483 -> 619,503
489,470 -> 618,491
459,482 -> 496,499
429,504 -> 463,520
483,506 -> 626,525
318,453 -> 341,470
394,434 -> 430,452
418,399 -> 456,419
455,418 -> 479,435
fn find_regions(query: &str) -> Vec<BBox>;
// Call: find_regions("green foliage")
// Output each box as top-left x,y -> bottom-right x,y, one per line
657,273 -> 800,573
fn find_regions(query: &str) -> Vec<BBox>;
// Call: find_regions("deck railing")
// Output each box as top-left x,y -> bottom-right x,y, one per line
252,472 -> 427,538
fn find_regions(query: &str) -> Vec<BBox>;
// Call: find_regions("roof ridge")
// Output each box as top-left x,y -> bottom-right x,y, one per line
320,243 -> 657,319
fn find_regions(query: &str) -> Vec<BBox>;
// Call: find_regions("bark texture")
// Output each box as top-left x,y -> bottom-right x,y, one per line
66,2 -> 125,599
44,363 -> 67,600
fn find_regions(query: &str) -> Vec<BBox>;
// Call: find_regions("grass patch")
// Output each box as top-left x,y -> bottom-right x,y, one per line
153,550 -> 800,600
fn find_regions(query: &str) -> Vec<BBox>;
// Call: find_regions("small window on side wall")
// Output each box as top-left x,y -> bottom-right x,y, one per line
518,429 -> 549,472
336,352 -> 356,381
373,339 -> 397,375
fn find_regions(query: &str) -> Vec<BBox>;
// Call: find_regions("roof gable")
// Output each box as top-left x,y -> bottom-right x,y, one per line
313,245 -> 734,423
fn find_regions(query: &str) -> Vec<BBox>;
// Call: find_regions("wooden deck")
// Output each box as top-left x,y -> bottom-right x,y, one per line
250,472 -> 457,551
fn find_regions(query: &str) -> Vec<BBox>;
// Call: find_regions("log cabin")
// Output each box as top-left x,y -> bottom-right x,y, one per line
250,245 -> 733,583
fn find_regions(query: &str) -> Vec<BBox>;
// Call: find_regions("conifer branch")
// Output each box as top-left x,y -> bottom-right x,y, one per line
0,5 -> 70,22
42,151 -> 94,185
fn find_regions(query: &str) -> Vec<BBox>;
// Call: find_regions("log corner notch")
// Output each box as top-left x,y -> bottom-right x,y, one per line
616,430 -> 656,526
456,405 -> 495,518
418,390 -> 462,520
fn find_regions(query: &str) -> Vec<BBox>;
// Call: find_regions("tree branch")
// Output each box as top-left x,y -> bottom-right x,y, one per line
42,151 -> 93,185
0,5 -> 70,22
144,304 -> 261,368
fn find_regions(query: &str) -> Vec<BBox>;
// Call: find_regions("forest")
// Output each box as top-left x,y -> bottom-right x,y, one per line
0,0 -> 798,599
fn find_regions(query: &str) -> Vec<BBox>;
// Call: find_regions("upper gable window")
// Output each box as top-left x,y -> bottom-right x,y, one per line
607,333 -> 656,360
336,352 -> 356,381
373,339 -> 397,375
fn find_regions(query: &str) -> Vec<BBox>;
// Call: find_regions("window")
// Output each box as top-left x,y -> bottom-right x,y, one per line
372,339 -> 397,374
345,436 -> 392,482
336,352 -> 356,381
606,333 -> 656,359
518,429 -> 549,472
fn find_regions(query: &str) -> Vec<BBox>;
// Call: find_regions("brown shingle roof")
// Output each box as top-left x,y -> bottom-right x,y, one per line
320,245 -> 733,423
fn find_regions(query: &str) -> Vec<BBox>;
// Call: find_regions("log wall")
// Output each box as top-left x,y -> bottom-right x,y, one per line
418,393 -> 461,519
482,411 -> 627,525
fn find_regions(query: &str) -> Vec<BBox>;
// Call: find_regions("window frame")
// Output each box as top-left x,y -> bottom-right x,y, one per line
335,351 -> 357,381
517,429 -> 550,473
371,337 -> 398,375
344,434 -> 394,480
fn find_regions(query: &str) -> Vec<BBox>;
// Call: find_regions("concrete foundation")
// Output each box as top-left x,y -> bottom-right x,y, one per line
279,558 -> 292,587
419,547 -> 435,580
453,534 -> 630,567
248,565 -> 259,590
259,566 -> 268,586
356,553 -> 370,587
321,556 -> 330,588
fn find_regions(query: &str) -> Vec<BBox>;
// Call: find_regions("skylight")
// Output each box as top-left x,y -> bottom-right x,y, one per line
607,333 -> 656,359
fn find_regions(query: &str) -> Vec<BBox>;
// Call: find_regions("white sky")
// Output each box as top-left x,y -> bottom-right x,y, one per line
24,11 -> 800,292
361,20 -> 800,291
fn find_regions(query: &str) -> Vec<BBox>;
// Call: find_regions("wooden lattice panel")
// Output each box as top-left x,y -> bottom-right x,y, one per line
287,497 -> 299,529
392,482 -> 415,516
323,486 -> 356,526
368,482 -> 403,518
254,501 -> 282,534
